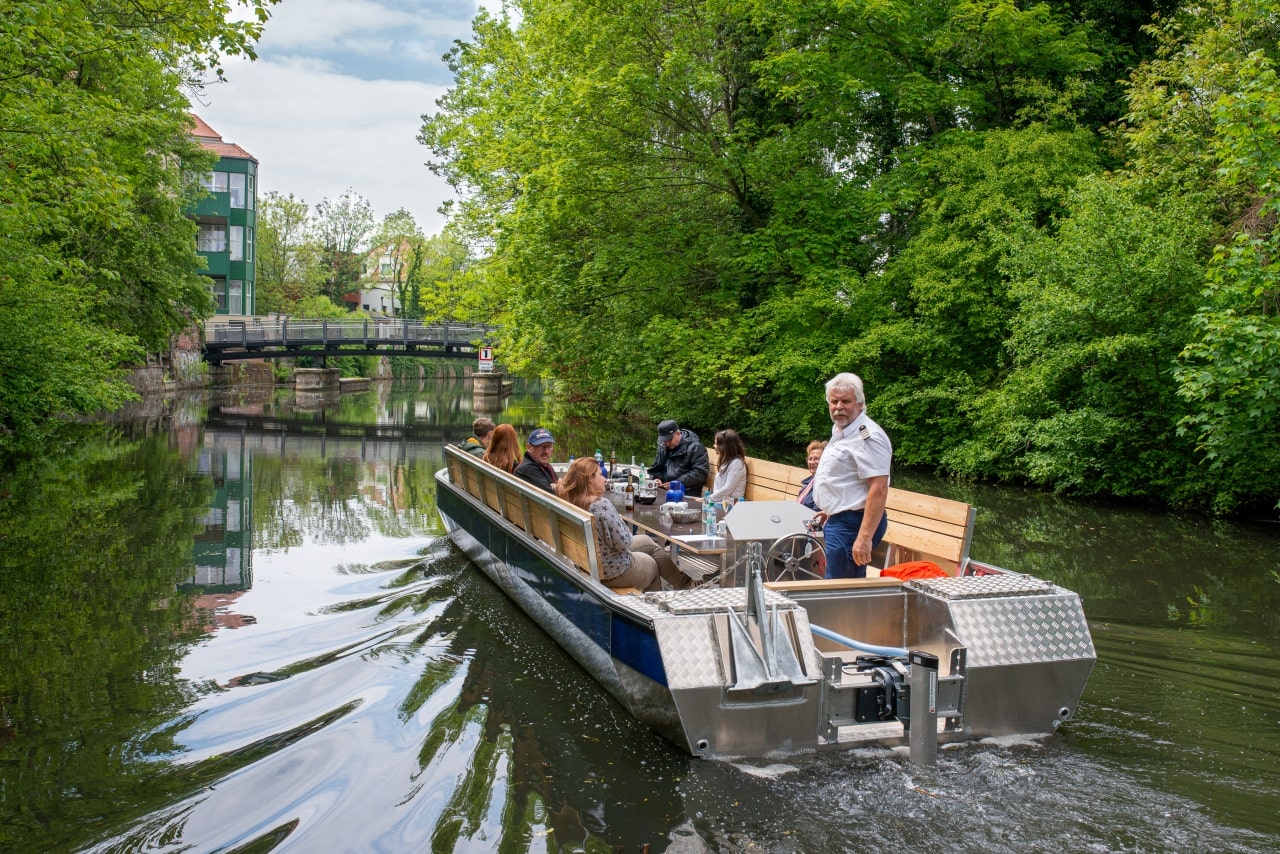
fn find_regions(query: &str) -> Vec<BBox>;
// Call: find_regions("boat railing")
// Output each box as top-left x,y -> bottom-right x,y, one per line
444,445 -> 602,580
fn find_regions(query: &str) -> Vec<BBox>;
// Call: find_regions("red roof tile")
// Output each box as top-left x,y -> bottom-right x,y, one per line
188,113 -> 258,162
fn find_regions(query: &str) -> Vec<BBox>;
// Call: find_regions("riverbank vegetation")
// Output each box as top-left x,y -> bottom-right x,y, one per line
0,0 -> 276,455
422,0 -> 1280,514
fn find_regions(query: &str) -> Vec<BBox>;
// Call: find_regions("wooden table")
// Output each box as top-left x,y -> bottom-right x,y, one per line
611,493 -> 729,581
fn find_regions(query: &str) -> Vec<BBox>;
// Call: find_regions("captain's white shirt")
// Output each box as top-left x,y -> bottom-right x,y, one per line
813,411 -> 892,516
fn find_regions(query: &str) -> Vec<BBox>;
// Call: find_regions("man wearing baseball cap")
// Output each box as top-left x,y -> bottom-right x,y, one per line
646,420 -> 709,493
514,427 -> 559,492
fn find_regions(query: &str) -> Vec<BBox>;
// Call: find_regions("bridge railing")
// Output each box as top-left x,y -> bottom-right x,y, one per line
204,317 -> 497,350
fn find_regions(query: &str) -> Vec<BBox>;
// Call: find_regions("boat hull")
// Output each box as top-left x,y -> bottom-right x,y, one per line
437,477 -> 689,748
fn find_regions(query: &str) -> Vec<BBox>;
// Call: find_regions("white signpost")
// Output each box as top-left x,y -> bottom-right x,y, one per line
478,347 -> 494,373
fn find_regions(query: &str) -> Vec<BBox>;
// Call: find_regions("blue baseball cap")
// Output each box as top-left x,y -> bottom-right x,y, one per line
527,428 -> 555,446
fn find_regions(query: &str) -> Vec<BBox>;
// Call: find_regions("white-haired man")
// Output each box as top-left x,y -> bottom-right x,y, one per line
812,372 -> 892,578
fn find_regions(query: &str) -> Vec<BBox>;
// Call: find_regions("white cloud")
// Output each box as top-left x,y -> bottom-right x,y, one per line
251,0 -> 479,82
193,55 -> 453,234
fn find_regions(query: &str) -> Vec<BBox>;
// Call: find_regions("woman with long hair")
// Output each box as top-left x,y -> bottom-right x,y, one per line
482,423 -> 520,473
708,429 -> 747,502
556,458 -> 689,591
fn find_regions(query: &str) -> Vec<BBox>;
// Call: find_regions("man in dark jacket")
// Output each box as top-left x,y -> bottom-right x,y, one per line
514,427 -> 559,492
647,420 -> 709,493
455,416 -> 494,457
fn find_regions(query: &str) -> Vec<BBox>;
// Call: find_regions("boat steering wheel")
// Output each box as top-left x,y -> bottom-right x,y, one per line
763,533 -> 827,582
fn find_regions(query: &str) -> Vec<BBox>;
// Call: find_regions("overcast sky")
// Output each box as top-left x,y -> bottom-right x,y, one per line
193,0 -> 490,235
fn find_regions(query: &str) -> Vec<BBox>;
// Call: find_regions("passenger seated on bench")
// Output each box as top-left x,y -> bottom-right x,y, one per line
455,416 -> 495,457
557,458 -> 690,591
482,423 -> 521,474
513,427 -> 559,492
796,440 -> 826,511
648,420 -> 709,494
708,429 -> 747,502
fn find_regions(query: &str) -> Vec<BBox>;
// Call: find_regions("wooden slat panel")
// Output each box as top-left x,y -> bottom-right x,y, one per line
465,465 -> 484,500
527,501 -> 555,545
503,488 -> 527,530
745,484 -> 793,502
446,455 -> 464,485
558,517 -> 592,573
748,458 -> 796,484
885,508 -> 968,539
881,521 -> 964,564
482,472 -> 502,513
885,488 -> 972,528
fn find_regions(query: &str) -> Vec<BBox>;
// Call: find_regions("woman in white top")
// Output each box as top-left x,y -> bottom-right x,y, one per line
709,429 -> 747,502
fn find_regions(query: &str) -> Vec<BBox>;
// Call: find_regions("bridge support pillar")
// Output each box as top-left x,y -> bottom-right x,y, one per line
473,372 -> 506,396
295,367 -> 340,391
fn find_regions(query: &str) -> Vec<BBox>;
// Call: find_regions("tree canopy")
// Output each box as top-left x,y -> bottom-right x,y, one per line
423,0 -> 1280,513
0,0 -> 276,454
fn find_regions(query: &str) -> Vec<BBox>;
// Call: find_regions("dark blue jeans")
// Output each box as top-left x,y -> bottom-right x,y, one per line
823,509 -> 888,578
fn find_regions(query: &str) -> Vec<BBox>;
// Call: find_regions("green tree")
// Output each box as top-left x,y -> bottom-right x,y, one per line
256,191 -> 324,314
314,189 -> 375,305
1121,0 -> 1280,511
946,178 -> 1212,499
416,233 -> 473,322
0,0 -> 274,454
368,209 -> 424,317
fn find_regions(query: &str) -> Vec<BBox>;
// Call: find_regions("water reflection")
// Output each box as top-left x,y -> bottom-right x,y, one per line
0,382 -> 1278,852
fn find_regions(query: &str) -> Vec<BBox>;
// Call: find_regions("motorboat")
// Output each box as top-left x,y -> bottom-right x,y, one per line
435,445 -> 1095,762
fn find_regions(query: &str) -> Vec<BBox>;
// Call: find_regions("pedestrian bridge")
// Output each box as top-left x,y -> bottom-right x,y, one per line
203,317 -> 499,365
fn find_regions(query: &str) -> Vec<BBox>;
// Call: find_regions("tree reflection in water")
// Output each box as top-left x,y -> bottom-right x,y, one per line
0,387 -> 1277,852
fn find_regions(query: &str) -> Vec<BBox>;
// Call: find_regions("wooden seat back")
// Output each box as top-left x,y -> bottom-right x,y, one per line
444,445 -> 601,579
709,449 -> 975,574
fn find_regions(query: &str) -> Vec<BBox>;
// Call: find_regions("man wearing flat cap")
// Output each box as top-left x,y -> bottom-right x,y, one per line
514,427 -> 559,492
647,420 -> 709,493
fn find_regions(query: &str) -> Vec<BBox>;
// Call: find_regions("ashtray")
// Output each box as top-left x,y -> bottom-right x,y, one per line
636,491 -> 658,505
667,507 -> 701,524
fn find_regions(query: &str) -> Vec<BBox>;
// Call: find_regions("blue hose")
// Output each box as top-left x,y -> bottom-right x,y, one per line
810,624 -> 908,658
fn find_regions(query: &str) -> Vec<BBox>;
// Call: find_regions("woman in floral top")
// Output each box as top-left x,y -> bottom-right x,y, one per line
556,458 -> 689,591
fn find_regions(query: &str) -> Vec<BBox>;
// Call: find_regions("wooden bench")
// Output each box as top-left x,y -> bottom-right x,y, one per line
444,446 -> 647,596
708,450 -> 975,575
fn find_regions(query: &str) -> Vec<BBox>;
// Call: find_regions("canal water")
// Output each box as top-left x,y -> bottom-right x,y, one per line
1,379 -> 1277,853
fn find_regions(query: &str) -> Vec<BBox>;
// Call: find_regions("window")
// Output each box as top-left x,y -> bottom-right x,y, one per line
198,223 -> 227,253
229,173 -> 246,208
210,278 -> 228,312
246,228 -> 254,263
247,175 -> 255,210
229,280 -> 243,314
229,226 -> 243,261
200,171 -> 229,193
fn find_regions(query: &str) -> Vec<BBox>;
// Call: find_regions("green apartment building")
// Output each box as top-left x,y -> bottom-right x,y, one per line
190,115 -> 258,315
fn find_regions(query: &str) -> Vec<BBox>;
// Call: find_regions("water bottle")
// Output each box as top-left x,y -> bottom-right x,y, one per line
595,449 -> 607,479
704,498 -> 717,537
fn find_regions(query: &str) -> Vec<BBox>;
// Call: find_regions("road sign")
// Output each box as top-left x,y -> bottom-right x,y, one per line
478,347 -> 494,373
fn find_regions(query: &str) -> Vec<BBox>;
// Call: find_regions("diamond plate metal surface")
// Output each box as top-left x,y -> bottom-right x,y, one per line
653,616 -> 726,689
907,574 -> 1055,599
650,587 -> 798,615
944,593 -> 1095,667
